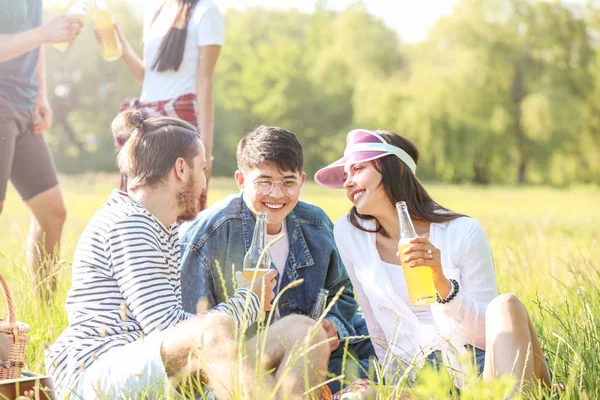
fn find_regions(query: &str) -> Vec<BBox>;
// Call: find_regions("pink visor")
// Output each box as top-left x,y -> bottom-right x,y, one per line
314,129 -> 417,189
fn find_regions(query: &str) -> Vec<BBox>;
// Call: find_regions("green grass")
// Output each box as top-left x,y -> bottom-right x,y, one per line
1,175 -> 599,399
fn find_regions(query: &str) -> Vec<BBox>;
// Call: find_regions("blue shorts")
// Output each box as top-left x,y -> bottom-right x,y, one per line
426,344 -> 486,375
425,345 -> 552,393
426,345 -> 552,379
423,345 -> 485,395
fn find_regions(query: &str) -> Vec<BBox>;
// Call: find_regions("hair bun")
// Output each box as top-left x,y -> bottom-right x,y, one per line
111,109 -> 145,144
127,109 -> 144,132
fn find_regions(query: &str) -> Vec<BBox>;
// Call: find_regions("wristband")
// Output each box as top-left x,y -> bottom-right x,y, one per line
437,279 -> 459,304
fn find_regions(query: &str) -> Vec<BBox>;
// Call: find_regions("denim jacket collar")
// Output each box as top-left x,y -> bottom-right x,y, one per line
240,194 -> 315,270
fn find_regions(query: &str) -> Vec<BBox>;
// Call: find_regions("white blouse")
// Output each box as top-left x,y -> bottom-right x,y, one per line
334,215 -> 499,387
141,0 -> 225,102
381,260 -> 434,325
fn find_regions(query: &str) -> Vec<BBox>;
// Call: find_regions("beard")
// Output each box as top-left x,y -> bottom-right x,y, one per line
176,175 -> 200,222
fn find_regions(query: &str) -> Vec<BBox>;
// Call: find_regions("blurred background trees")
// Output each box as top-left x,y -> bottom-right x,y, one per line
44,0 -> 600,186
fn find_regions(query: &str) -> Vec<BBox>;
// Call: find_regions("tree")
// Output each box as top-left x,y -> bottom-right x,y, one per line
45,0 -> 143,173
377,0 -> 595,184
40,0 -> 599,186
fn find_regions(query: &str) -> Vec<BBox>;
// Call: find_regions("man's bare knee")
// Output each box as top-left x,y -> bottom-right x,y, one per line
276,314 -> 317,332
272,315 -> 329,399
161,313 -> 237,379
42,202 -> 67,228
201,312 -> 236,348
180,312 -> 236,351
52,203 -> 67,225
274,315 -> 328,349
204,311 -> 235,327
27,188 -> 67,231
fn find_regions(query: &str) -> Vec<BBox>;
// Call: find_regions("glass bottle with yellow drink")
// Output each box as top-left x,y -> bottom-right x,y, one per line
94,0 -> 122,61
52,0 -> 90,52
243,212 -> 271,281
396,201 -> 436,306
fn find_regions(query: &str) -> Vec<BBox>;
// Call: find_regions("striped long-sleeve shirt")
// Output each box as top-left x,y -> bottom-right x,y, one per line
45,190 -> 260,398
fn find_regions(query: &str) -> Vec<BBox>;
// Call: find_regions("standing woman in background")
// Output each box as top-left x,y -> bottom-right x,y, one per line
107,0 -> 223,210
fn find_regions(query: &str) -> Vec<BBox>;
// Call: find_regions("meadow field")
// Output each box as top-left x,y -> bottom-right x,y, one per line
0,175 -> 599,399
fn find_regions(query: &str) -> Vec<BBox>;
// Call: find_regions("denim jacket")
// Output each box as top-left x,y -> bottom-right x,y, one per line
180,193 -> 358,339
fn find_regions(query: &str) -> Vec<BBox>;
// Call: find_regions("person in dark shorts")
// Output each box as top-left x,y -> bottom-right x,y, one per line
0,0 -> 83,300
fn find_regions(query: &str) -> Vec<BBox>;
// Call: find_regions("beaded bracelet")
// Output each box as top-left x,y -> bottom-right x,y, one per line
437,278 -> 459,304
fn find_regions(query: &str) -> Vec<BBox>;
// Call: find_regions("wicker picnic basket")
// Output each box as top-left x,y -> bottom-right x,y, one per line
0,274 -> 30,380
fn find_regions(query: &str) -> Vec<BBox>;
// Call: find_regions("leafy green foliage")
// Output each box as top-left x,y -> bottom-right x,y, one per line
42,0 -> 599,185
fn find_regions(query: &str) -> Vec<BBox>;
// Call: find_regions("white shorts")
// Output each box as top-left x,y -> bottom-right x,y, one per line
74,330 -> 183,399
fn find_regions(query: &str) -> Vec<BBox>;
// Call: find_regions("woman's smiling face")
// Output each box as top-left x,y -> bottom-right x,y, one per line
343,161 -> 388,215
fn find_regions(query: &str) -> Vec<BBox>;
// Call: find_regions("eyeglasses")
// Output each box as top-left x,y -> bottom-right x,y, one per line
251,177 -> 302,196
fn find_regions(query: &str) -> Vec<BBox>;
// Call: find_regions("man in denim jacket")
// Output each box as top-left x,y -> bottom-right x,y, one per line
180,125 -> 375,392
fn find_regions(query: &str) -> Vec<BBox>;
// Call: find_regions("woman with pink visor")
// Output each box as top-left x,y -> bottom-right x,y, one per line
314,129 -> 551,395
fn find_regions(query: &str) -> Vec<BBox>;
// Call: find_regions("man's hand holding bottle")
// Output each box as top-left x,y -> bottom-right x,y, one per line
43,15 -> 84,46
235,269 -> 278,312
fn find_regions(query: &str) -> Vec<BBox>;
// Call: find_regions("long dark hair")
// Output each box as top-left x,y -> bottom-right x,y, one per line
151,0 -> 198,72
349,130 -> 465,236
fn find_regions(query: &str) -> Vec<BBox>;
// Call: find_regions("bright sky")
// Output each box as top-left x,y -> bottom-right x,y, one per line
213,0 -> 589,43
212,0 -> 460,43
119,0 -> 460,43
49,0 -> 588,44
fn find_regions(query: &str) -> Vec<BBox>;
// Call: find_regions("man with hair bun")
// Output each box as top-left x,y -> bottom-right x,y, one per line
46,111 -> 330,399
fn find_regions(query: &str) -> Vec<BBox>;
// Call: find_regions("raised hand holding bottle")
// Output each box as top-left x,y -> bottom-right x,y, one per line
52,0 -> 89,52
243,212 -> 275,319
396,201 -> 436,306
243,212 -> 272,280
94,0 -> 122,61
